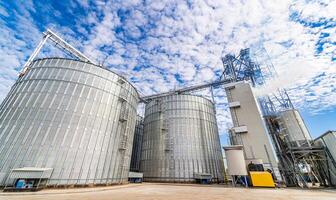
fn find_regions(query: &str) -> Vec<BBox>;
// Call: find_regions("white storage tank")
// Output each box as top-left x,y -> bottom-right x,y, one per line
279,109 -> 312,146
223,146 -> 247,176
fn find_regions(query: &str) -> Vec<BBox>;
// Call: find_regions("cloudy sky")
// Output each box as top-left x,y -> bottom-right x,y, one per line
0,0 -> 335,145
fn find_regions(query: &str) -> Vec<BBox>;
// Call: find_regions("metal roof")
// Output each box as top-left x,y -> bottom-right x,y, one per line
314,130 -> 336,141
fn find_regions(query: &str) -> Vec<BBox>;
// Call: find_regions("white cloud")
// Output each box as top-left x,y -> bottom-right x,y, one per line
0,6 -> 8,17
0,0 -> 335,137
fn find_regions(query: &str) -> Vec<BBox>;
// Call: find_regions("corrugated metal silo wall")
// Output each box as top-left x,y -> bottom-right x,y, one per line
315,131 -> 336,185
279,109 -> 312,146
0,58 -> 139,186
140,94 -> 225,183
130,115 -> 144,172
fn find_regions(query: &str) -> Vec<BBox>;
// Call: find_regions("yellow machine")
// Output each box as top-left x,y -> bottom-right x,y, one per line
250,171 -> 275,187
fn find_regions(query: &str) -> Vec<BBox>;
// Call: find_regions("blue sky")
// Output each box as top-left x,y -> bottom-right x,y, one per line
0,0 -> 335,145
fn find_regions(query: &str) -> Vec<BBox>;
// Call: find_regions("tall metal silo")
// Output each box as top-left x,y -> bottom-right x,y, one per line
0,58 -> 139,187
278,109 -> 312,146
315,131 -> 336,185
130,115 -> 144,172
140,94 -> 225,183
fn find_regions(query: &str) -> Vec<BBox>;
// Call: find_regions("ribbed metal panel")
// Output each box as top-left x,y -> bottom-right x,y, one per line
315,131 -> 336,185
141,95 -> 224,183
130,115 -> 144,172
0,58 -> 139,186
278,109 -> 312,146
320,131 -> 336,160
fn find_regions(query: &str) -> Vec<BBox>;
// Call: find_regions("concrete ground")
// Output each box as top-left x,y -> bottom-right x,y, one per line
0,183 -> 335,200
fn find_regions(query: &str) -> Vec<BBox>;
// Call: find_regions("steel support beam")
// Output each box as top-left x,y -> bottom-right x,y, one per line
19,28 -> 95,77
140,79 -> 232,102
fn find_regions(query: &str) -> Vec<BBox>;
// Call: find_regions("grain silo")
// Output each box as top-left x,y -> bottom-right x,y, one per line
0,58 -> 139,188
314,131 -> 336,185
140,94 -> 224,183
278,109 -> 312,146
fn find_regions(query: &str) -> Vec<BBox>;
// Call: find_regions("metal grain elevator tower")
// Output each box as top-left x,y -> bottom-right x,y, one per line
222,48 -> 335,187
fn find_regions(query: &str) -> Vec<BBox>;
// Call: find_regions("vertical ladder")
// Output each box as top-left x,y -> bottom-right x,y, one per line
117,80 -> 129,182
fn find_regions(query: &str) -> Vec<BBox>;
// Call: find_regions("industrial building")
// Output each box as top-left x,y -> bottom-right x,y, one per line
0,29 -> 335,191
221,49 -> 336,188
263,102 -> 334,187
140,95 -> 225,183
225,81 -> 280,179
0,58 -> 139,188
